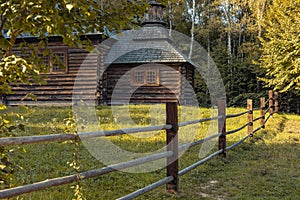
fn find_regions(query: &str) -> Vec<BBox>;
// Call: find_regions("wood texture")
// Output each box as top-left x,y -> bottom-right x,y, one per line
260,97 -> 265,128
268,90 -> 274,114
0,124 -> 172,146
218,99 -> 226,158
166,102 -> 179,193
247,99 -> 253,136
6,35 -> 101,105
274,92 -> 279,113
0,151 -> 173,199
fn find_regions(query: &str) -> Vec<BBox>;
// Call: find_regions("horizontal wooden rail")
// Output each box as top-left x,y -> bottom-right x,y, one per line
178,133 -> 221,151
227,124 -> 266,152
265,105 -> 272,113
225,134 -> 251,151
252,107 -> 261,111
178,116 -> 220,127
253,116 -> 264,122
0,151 -> 173,199
226,110 -> 248,118
264,113 -> 272,124
117,176 -> 174,200
226,122 -> 249,135
265,97 -> 271,104
253,126 -> 264,134
0,124 -> 172,146
178,149 -> 223,176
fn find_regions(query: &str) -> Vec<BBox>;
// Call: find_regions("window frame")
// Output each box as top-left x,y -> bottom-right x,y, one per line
13,47 -> 68,74
131,67 -> 160,86
48,48 -> 68,74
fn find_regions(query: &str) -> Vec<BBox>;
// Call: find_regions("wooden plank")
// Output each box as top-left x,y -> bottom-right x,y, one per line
0,151 -> 172,199
7,91 -> 96,96
268,90 -> 274,114
111,90 -> 179,95
105,88 -> 179,94
107,95 -> 179,100
117,176 -> 174,200
6,96 -> 96,101
274,92 -> 279,113
247,99 -> 253,137
218,99 -> 226,158
0,125 -> 172,146
6,101 -> 74,106
260,98 -> 265,128
68,63 -> 97,67
9,81 -> 95,88
11,86 -> 95,91
166,102 -> 179,193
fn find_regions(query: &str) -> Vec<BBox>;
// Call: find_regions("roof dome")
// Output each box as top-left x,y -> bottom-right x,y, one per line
104,1 -> 192,66
143,0 -> 166,25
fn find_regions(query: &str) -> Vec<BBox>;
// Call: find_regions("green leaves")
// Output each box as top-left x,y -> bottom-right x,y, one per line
0,0 -> 148,192
0,38 -> 11,49
0,55 -> 41,93
259,0 -> 300,93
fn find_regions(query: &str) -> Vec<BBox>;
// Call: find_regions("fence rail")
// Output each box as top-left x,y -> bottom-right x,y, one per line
0,90 -> 279,199
0,124 -> 172,146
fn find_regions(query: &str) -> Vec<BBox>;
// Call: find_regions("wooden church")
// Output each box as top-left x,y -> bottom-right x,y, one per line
97,1 -> 196,105
5,1 -> 197,106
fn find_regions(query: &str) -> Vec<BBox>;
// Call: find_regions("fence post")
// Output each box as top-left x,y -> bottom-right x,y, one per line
166,102 -> 179,193
247,99 -> 253,137
260,97 -> 265,128
268,90 -> 274,114
218,99 -> 226,158
274,92 -> 279,113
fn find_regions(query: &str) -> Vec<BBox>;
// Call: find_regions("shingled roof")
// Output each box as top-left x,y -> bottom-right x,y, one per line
104,24 -> 191,65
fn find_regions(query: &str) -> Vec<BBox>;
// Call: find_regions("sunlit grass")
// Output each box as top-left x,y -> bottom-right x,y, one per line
1,105 -> 299,199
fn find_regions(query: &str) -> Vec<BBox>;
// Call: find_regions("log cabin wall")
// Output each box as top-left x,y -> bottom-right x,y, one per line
102,63 -> 196,104
96,37 -> 117,105
179,64 -> 197,105
5,35 -> 102,106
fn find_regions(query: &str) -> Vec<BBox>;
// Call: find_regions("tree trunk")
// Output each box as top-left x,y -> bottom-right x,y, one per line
189,0 -> 196,59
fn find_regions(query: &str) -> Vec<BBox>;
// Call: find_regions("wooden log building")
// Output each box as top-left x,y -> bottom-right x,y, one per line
5,34 -> 102,105
5,1 -> 197,106
98,1 -> 196,105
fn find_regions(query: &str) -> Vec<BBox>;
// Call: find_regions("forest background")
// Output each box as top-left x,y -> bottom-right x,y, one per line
0,0 -> 299,112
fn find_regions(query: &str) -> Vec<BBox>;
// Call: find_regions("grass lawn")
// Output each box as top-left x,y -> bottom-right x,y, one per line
1,105 -> 299,199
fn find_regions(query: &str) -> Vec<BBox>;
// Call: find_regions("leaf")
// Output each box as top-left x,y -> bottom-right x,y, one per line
3,119 -> 10,124
46,26 -> 52,33
0,104 -> 6,110
0,165 -> 6,170
22,65 -> 26,73
66,4 -> 74,11
259,0 -> 300,92
0,38 -> 12,49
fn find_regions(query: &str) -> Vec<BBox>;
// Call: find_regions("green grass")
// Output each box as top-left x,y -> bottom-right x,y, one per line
1,105 -> 300,199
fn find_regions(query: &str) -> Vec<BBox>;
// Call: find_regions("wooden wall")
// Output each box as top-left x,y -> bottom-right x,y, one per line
4,35 -> 198,106
101,63 -> 195,104
5,35 -> 101,106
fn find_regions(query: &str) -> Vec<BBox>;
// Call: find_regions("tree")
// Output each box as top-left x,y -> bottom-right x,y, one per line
0,0 -> 146,94
259,0 -> 300,93
168,0 -> 266,106
0,0 -> 149,102
0,0 -> 146,188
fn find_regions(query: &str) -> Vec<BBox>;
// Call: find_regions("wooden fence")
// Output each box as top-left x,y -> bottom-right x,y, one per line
0,90 -> 279,199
